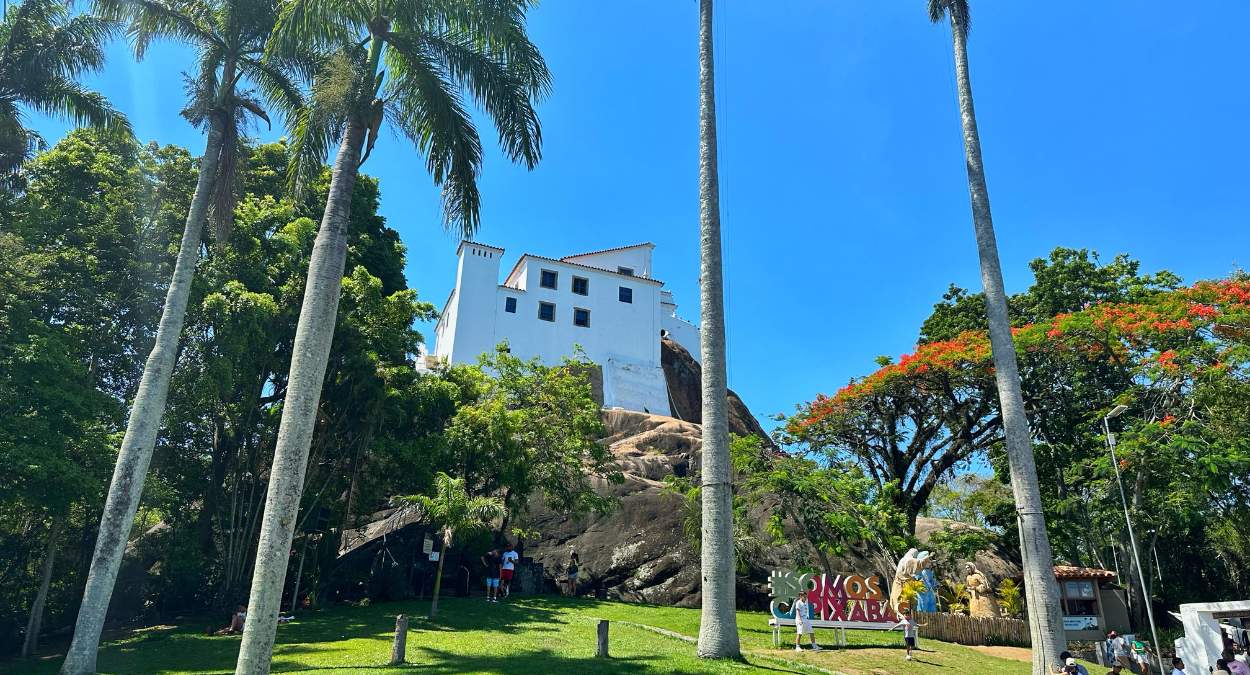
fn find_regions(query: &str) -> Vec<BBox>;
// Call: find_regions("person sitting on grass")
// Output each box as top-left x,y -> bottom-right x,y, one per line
792,590 -> 820,652
1059,650 -> 1090,675
892,604 -> 917,661
213,605 -> 246,635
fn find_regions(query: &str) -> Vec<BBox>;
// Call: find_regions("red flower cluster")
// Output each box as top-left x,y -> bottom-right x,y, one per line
793,278 -> 1250,434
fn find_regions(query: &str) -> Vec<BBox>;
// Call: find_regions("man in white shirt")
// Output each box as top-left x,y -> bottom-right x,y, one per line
1171,656 -> 1186,674
500,543 -> 519,598
1108,631 -> 1133,671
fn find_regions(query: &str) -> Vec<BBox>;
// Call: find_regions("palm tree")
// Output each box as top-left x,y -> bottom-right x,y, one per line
694,0 -> 739,660
0,0 -> 130,189
927,1 -> 1066,671
395,473 -> 504,618
60,2 -> 303,673
235,3 -> 547,671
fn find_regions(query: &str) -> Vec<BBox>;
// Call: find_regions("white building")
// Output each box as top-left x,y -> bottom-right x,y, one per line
432,241 -> 700,415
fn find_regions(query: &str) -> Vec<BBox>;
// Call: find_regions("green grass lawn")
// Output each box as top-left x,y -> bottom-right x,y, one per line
7,596 -> 1041,674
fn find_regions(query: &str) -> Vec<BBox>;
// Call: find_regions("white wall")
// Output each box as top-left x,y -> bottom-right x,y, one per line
562,244 -> 654,279
435,242 -> 700,416
661,295 -> 701,364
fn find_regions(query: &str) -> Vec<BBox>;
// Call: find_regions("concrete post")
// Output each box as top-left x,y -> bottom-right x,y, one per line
596,619 -> 609,658
390,614 -> 408,665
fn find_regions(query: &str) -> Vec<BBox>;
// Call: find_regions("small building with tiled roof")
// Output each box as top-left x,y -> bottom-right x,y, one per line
431,241 -> 700,415
1051,564 -> 1131,640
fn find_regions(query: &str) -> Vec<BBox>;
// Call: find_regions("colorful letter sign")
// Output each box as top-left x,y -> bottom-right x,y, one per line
768,569 -> 898,628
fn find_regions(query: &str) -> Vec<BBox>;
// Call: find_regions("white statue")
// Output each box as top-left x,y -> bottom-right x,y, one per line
889,548 -> 932,616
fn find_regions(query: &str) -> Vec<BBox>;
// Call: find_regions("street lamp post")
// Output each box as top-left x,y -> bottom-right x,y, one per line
1103,404 -> 1166,675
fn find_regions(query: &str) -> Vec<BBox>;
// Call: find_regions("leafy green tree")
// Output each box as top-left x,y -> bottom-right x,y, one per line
924,474 -> 1013,531
451,347 -> 618,518
0,130 -> 172,658
920,248 -> 1180,343
783,348 -> 1001,536
62,3 -> 308,669
395,473 -> 503,618
732,435 -> 908,580
693,0 -> 738,659
927,1 -> 1065,666
238,3 -> 549,667
0,0 -> 130,188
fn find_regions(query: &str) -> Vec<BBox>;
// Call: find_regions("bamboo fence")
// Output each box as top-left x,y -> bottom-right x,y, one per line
914,611 -> 1031,647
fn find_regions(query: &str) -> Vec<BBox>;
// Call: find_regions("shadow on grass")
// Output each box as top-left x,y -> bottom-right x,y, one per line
8,597 -> 572,675
403,647 -> 667,674
263,648 -> 675,674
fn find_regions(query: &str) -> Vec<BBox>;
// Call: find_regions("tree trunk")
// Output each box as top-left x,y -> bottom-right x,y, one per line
61,116 -> 226,675
429,536 -> 448,619
946,18 -> 1066,675
22,517 -> 64,658
694,0 -> 740,660
233,118 -> 366,675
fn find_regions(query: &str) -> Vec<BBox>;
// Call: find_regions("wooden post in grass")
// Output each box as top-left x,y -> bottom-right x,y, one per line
390,614 -> 408,665
597,620 -> 609,658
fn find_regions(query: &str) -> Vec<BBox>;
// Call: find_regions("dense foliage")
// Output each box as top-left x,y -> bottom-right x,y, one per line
0,131 -> 606,652
787,248 -> 1250,617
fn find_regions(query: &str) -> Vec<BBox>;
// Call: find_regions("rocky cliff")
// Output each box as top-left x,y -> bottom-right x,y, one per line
660,337 -> 774,444
520,342 -> 1020,607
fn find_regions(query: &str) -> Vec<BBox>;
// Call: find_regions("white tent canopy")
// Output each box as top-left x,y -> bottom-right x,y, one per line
1173,600 -> 1250,672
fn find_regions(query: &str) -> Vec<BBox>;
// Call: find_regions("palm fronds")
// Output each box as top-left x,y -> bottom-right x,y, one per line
0,0 -> 130,185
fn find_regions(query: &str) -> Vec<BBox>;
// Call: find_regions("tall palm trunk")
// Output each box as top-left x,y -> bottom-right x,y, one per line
429,533 -> 448,618
61,117 -> 226,675
234,118 -> 367,675
694,0 -> 739,660
22,517 -> 64,658
945,16 -> 1065,673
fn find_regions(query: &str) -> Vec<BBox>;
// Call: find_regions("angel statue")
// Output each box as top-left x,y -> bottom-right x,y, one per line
889,548 -> 934,616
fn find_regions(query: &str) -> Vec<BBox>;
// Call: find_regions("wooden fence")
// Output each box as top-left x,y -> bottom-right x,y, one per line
914,611 -> 1031,647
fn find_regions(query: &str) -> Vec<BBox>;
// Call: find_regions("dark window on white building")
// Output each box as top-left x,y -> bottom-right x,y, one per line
540,269 -> 558,289
573,308 -> 590,327
572,276 -> 589,295
538,302 -> 555,322
618,286 -> 633,303
617,266 -> 634,276
504,297 -> 517,313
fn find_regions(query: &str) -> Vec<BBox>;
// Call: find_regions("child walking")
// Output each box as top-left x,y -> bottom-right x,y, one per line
894,606 -> 918,660
793,590 -> 821,652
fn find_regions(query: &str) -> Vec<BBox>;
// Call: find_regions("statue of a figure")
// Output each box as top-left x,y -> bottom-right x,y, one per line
889,548 -> 933,616
965,562 -> 998,618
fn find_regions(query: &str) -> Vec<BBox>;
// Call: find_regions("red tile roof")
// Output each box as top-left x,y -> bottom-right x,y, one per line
503,253 -> 664,288
560,242 -> 654,261
1054,565 -> 1117,580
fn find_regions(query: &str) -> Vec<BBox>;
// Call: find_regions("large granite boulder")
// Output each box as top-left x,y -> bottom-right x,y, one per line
522,410 -> 707,606
660,337 -> 774,445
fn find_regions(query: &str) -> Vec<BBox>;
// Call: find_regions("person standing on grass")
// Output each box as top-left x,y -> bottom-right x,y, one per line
482,549 -> 501,603
893,605 -> 917,660
792,590 -> 820,652
500,543 -> 519,599
1108,631 -> 1134,671
565,551 -> 580,596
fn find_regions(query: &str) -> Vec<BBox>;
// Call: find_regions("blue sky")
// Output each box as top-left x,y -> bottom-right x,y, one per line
31,1 -> 1250,429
